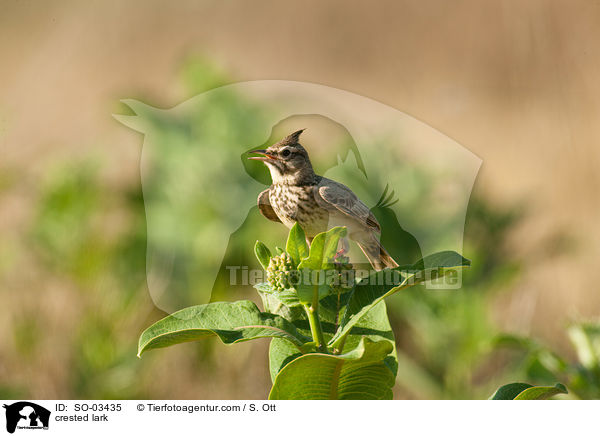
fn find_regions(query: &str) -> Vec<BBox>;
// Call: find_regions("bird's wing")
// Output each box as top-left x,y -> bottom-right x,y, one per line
316,178 -> 381,233
257,188 -> 282,223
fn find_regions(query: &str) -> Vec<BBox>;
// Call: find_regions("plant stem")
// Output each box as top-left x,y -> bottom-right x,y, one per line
304,304 -> 327,353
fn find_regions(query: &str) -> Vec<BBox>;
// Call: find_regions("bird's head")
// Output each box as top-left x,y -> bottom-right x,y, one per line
248,129 -> 315,183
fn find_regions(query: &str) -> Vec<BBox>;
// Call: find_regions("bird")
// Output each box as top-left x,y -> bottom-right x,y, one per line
248,129 -> 398,271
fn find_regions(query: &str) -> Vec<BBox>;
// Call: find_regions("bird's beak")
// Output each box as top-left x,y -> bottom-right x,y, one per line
248,149 -> 278,162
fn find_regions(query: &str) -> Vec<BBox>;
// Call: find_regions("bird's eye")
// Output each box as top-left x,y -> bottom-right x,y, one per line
281,149 -> 291,158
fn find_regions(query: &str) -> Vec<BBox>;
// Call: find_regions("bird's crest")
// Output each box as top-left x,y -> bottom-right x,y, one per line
277,129 -> 305,147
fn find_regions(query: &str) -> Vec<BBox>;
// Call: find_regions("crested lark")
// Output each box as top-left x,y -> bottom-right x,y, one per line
249,129 -> 398,271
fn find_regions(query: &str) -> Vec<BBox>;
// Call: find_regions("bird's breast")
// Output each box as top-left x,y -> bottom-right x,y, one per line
269,184 -> 329,237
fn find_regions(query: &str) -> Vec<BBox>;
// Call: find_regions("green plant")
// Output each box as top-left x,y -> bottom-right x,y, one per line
494,322 -> 600,399
137,223 -> 470,399
488,382 -> 567,400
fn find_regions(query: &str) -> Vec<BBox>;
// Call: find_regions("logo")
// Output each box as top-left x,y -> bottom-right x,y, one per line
2,402 -> 50,434
115,80 -> 481,313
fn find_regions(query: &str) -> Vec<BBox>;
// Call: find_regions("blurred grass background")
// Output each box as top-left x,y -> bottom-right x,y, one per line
1,1 -> 600,399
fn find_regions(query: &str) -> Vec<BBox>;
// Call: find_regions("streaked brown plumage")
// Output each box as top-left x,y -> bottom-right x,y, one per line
249,129 -> 398,270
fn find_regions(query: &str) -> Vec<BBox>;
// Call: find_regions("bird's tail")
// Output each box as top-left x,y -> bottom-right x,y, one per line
357,236 -> 399,271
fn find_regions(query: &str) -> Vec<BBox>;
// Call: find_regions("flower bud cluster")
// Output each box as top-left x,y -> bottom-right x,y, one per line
266,252 -> 295,291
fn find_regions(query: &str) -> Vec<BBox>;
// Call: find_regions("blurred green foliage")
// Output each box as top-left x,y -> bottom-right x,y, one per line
26,160 -> 150,398
119,66 -> 280,310
3,56 -> 595,399
388,196 -> 524,399
496,323 -> 600,399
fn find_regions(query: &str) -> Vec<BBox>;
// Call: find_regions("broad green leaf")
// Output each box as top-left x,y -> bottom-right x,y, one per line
269,338 -> 395,399
255,283 -> 305,323
489,382 -> 567,400
330,251 -> 470,348
410,250 -> 471,273
513,383 -> 567,400
286,223 -> 308,265
269,339 -> 304,382
298,227 -> 347,271
291,227 -> 348,304
254,241 -> 271,269
295,279 -> 330,305
138,301 -> 310,357
255,282 -> 302,308
337,299 -> 398,375
489,382 -> 534,400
